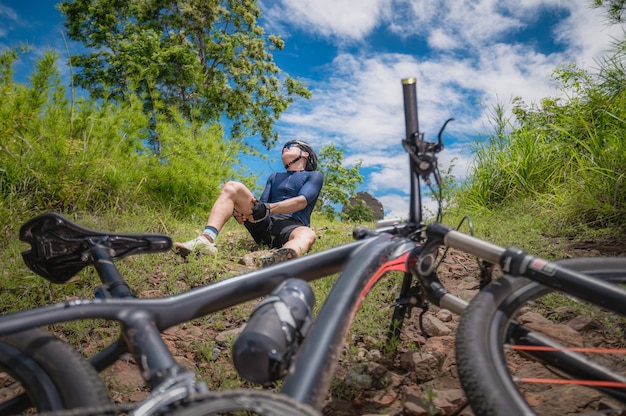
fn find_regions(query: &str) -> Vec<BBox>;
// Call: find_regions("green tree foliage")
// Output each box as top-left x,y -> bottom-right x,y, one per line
342,200 -> 374,223
315,144 -> 364,219
58,0 -> 311,150
0,48 -> 237,240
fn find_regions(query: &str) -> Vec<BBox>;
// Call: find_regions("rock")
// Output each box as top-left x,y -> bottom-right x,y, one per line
436,309 -> 453,322
565,314 -> 595,331
422,314 -> 452,336
518,311 -> 552,325
424,336 -> 454,367
399,351 -> 440,382
344,363 -> 392,391
342,191 -> 384,220
214,326 -> 244,344
403,388 -> 468,416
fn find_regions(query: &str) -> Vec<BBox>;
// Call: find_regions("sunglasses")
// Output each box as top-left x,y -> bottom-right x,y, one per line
283,143 -> 300,150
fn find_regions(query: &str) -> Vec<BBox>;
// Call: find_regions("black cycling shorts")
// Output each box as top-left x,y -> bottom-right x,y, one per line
244,214 -> 304,249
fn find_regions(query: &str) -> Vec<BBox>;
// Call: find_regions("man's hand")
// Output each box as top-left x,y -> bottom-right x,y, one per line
250,200 -> 271,223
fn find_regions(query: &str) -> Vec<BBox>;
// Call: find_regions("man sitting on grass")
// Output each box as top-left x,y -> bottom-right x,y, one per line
175,140 -> 324,266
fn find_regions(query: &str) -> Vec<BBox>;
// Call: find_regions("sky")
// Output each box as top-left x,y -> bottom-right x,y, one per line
1,0 -> 624,219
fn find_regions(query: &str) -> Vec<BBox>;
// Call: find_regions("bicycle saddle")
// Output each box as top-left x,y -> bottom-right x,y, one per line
19,212 -> 172,283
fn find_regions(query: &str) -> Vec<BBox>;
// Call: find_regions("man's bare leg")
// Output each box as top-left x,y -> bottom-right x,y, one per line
205,181 -> 256,232
258,226 -> 317,267
174,181 -> 255,255
282,226 -> 317,256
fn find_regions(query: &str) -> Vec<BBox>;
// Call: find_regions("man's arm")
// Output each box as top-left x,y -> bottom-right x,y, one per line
238,195 -> 307,223
267,195 -> 308,215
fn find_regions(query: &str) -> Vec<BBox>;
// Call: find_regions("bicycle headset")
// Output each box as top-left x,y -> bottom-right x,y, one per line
283,140 -> 318,171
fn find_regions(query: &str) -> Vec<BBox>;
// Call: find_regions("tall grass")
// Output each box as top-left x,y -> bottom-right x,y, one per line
458,62 -> 626,236
0,49 -> 240,243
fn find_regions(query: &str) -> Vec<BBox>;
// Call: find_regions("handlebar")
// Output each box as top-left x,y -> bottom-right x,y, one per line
402,78 -> 419,143
402,78 -> 422,226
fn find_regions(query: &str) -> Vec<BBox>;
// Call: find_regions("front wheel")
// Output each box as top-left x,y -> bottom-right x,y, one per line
456,257 -> 626,416
0,328 -> 111,414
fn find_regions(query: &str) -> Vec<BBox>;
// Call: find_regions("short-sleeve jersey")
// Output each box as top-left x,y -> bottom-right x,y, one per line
259,170 -> 324,226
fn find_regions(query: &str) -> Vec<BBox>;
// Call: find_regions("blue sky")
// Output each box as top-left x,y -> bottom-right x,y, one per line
1,0 -> 623,218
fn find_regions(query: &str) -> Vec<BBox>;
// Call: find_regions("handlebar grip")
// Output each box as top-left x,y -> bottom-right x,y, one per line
402,78 -> 419,141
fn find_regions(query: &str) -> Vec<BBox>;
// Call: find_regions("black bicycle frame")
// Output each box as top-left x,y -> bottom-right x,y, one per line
280,234 -> 416,408
0,232 -> 419,402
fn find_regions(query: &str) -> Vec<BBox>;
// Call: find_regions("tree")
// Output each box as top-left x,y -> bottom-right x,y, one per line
342,200 -> 374,223
316,144 -> 363,219
58,0 -> 311,152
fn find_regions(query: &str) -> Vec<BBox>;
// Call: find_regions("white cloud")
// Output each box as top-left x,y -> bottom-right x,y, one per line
0,5 -> 18,40
261,0 -> 390,41
0,4 -> 18,21
378,193 -> 410,220
428,29 -> 460,50
555,2 -> 623,66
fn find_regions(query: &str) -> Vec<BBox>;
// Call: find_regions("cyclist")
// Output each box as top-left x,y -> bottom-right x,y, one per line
175,140 -> 324,266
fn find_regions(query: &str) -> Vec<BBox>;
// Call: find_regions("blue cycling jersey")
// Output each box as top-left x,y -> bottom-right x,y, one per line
259,170 -> 324,227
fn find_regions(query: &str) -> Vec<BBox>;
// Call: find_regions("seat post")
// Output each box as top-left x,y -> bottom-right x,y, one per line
90,244 -> 135,298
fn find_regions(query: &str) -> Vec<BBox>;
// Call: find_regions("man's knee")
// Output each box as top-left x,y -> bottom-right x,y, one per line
305,227 -> 317,243
221,181 -> 255,208
221,181 -> 245,196
297,227 -> 317,248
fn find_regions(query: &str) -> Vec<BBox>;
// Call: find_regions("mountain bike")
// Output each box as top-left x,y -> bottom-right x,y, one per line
1,78 -> 625,416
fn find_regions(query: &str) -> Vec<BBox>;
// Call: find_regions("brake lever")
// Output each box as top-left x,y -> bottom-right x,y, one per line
404,118 -> 454,181
435,117 -> 455,153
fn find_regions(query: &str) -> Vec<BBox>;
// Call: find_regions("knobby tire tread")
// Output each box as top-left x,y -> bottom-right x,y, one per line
0,328 -> 111,413
455,257 -> 626,416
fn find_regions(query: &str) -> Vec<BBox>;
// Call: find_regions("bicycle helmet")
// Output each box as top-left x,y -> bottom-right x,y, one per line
283,139 -> 318,171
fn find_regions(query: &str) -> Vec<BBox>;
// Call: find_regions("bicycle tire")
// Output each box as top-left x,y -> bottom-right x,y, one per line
0,328 -> 111,414
167,389 -> 321,416
456,256 -> 626,416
